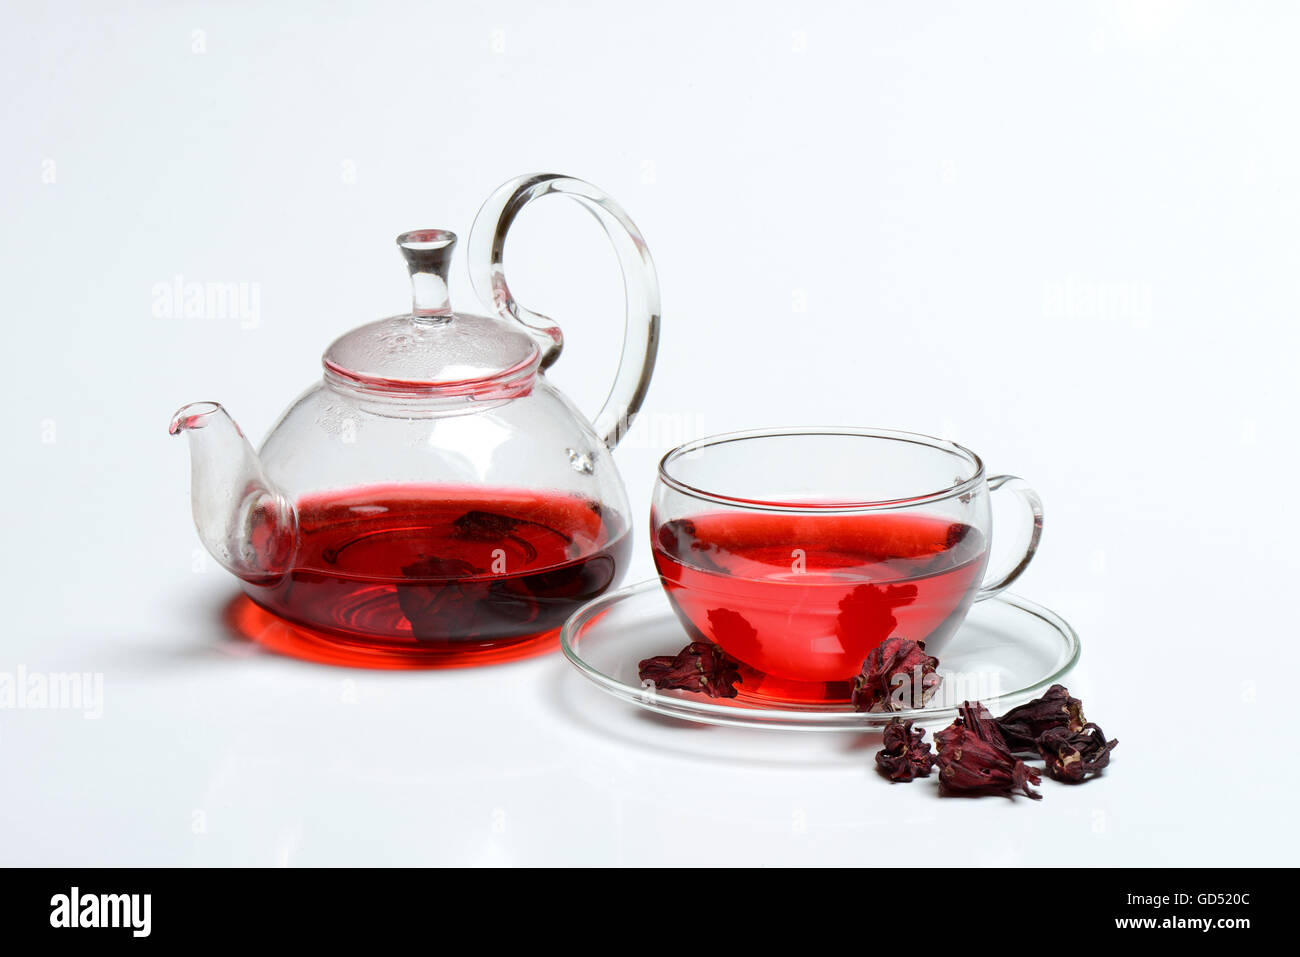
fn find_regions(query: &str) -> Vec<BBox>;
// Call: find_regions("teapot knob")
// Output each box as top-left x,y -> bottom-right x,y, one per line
397,229 -> 457,321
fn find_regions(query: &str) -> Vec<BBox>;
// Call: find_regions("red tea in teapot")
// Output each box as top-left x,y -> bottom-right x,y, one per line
652,511 -> 987,702
244,484 -> 628,656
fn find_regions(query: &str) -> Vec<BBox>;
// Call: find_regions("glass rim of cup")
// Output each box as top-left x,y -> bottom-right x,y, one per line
656,426 -> 987,513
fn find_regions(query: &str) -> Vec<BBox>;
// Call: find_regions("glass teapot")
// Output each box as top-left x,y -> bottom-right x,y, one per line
170,173 -> 659,665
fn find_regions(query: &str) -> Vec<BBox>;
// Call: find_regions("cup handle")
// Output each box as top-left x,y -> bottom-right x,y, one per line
975,475 -> 1044,601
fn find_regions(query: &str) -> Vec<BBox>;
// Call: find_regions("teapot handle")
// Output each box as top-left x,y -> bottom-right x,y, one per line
468,173 -> 660,450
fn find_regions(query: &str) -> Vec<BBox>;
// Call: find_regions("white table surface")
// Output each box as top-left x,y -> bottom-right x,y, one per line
2,1 -> 1296,866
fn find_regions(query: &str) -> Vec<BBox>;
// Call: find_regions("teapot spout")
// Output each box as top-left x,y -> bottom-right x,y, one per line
169,402 -> 297,583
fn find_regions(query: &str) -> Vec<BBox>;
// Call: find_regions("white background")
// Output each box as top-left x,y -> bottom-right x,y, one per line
2,1 -> 1297,865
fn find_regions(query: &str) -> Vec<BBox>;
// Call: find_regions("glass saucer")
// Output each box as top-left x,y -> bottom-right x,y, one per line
561,580 -> 1080,732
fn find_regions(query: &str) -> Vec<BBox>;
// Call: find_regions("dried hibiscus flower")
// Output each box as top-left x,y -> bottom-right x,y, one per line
851,637 -> 940,712
1038,723 -> 1118,783
995,684 -> 1086,755
638,642 -> 742,699
875,718 -> 933,782
935,720 -> 1042,800
937,700 -> 1010,751
452,509 -> 523,541
397,555 -> 481,641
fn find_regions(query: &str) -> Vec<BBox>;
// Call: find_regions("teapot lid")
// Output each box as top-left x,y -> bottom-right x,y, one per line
322,230 -> 540,396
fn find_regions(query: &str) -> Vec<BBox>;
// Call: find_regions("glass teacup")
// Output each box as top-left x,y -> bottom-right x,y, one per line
651,428 -> 1043,705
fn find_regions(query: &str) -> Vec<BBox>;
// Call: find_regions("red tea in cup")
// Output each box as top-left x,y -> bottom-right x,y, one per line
651,429 -> 1042,705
